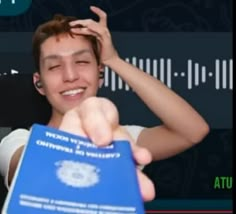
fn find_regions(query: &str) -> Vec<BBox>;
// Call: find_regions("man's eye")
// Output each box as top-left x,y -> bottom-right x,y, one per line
75,61 -> 89,64
48,65 -> 60,70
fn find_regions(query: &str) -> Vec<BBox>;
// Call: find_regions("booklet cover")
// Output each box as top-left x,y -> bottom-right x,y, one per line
2,124 -> 144,214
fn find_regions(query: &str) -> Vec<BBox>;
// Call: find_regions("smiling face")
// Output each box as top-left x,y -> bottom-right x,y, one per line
33,33 -> 103,124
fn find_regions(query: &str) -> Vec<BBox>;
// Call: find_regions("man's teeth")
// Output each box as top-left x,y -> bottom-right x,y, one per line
62,88 -> 84,96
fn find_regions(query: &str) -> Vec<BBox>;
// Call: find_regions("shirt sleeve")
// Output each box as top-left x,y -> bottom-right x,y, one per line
122,125 -> 145,170
0,129 -> 29,189
122,125 -> 145,143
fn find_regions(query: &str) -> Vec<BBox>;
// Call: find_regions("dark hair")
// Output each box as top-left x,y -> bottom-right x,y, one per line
32,14 -> 100,71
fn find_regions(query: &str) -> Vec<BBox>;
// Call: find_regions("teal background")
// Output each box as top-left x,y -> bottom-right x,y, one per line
0,0 -> 31,16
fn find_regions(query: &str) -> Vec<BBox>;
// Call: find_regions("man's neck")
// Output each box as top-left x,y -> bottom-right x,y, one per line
47,111 -> 63,129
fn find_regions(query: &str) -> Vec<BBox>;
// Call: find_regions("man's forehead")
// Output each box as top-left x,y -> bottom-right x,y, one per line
42,49 -> 93,59
39,34 -> 95,62
41,34 -> 92,52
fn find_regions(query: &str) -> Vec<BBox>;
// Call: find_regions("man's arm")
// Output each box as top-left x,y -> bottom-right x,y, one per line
70,6 -> 210,161
105,57 -> 210,160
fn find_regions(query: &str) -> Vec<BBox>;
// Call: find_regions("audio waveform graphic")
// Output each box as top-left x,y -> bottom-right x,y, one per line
103,57 -> 233,91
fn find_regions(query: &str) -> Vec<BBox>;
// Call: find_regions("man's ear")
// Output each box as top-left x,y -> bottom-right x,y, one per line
98,64 -> 104,88
33,72 -> 45,95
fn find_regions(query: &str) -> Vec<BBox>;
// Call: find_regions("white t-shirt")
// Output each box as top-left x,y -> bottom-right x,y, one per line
0,125 -> 144,189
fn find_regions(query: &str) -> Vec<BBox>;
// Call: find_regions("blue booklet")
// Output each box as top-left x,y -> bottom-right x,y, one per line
2,124 -> 144,214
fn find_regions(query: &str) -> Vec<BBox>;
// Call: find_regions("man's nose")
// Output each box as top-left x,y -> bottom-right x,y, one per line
63,64 -> 79,82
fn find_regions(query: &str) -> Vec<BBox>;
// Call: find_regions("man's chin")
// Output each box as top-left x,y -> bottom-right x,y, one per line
62,99 -> 87,112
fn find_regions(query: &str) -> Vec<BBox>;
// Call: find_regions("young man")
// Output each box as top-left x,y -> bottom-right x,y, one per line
0,6 -> 209,201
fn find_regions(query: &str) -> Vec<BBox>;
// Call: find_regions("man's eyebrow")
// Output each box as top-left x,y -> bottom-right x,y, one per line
42,49 -> 93,63
72,49 -> 93,57
42,55 -> 61,63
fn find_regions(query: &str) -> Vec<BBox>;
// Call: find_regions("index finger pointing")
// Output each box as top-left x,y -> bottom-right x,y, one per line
90,6 -> 107,26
